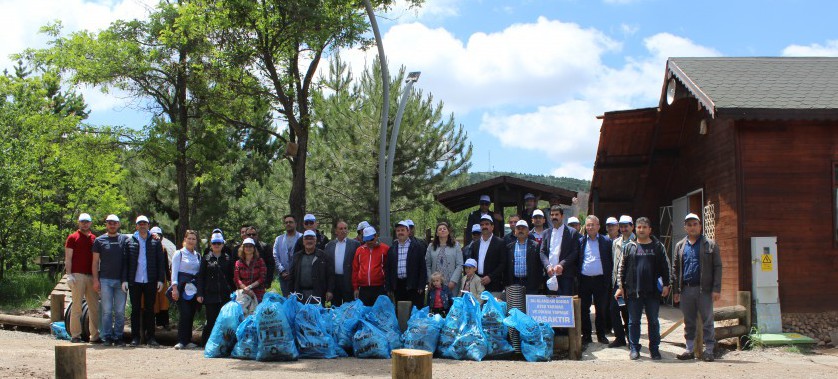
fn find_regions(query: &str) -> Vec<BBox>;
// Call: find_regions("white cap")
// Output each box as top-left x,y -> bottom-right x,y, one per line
150,226 -> 162,235
619,215 -> 633,224
480,214 -> 494,223
183,282 -> 197,300
105,214 -> 120,222
405,219 -> 415,227
532,209 -> 544,218
515,220 -> 529,228
242,238 -> 256,246
135,215 -> 149,224
303,213 -> 316,222
524,193 -> 536,200
396,220 -> 410,229
357,221 -> 370,231
685,213 -> 700,222
463,258 -> 477,268
362,226 -> 377,242
479,195 -> 491,203
212,228 -> 223,234
606,217 -> 618,225
303,230 -> 316,238
210,233 -> 225,244
78,213 -> 92,222
567,217 -> 580,224
471,224 -> 481,233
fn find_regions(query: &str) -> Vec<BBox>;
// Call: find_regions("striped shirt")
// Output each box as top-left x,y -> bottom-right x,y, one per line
514,241 -> 527,278
397,239 -> 410,279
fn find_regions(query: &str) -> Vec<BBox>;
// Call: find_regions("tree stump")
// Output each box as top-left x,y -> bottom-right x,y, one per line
567,296 -> 582,360
55,344 -> 86,379
51,294 -> 65,323
391,349 -> 431,379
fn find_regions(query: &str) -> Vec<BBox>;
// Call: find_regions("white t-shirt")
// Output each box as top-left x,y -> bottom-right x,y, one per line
478,235 -> 491,275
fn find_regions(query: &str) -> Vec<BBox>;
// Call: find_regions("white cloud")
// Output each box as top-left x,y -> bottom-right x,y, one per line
552,163 -> 594,181
782,40 -> 838,57
382,0 -> 462,22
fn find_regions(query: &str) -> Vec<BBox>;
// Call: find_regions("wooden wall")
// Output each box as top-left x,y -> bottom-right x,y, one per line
737,120 -> 838,312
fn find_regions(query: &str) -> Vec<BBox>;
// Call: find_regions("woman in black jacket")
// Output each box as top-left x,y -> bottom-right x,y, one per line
196,232 -> 235,346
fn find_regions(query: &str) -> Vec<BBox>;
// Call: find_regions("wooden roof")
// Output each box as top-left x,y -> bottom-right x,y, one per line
435,175 -> 577,212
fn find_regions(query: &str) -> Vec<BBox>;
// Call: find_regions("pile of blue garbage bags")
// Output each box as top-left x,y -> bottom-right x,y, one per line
204,291 -> 554,362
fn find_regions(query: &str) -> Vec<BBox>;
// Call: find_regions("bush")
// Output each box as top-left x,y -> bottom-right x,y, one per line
0,271 -> 57,312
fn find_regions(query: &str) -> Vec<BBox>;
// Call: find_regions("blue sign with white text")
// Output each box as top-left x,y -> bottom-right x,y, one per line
525,295 -> 575,328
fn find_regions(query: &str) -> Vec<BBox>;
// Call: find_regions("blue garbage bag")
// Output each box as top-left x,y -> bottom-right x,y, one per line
352,319 -> 391,358
283,293 -> 302,333
295,302 -> 342,359
480,291 -> 515,357
436,297 -> 464,358
231,315 -> 259,360
363,295 -> 402,349
50,321 -> 70,340
320,307 -> 348,357
448,293 -> 490,361
254,293 -> 298,361
334,299 -> 369,352
503,308 -> 553,362
402,306 -> 444,353
204,295 -> 244,358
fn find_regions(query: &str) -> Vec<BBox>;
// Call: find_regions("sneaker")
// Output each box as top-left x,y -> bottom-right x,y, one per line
676,351 -> 695,360
651,351 -> 662,360
629,350 -> 640,360
186,343 -> 198,349
702,354 -> 715,362
70,337 -> 83,344
174,343 -> 184,350
130,337 -> 141,347
608,340 -> 627,348
147,338 -> 160,347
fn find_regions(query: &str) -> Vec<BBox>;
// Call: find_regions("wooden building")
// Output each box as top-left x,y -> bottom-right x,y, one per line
589,57 -> 838,312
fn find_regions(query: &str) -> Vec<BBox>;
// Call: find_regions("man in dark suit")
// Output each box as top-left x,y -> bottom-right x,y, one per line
539,205 -> 581,296
579,215 -> 614,345
506,220 -> 545,294
324,220 -> 360,306
469,214 -> 507,293
466,195 -> 503,237
123,215 -> 166,346
386,221 -> 427,309
289,230 -> 334,305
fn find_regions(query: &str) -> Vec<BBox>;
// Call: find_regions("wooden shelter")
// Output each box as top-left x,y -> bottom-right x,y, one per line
589,57 -> 838,312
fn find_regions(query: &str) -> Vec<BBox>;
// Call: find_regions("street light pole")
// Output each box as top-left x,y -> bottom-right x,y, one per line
384,72 -> 421,224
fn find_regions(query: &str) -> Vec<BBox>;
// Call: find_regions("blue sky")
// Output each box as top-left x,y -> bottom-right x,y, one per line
3,0 -> 837,180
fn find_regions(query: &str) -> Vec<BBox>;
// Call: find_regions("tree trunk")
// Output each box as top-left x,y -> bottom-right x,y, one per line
288,126 -> 308,224
174,47 -> 190,245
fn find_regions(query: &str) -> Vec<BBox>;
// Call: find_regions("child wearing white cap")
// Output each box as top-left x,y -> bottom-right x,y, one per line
458,258 -> 485,303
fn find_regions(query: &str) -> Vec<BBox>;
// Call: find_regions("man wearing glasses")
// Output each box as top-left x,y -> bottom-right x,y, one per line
273,214 -> 303,296
242,226 -> 277,290
293,213 -> 330,252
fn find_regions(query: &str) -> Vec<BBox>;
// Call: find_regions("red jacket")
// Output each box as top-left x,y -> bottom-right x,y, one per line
352,242 -> 389,290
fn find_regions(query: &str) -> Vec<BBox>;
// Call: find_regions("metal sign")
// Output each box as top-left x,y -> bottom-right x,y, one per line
525,295 -> 575,328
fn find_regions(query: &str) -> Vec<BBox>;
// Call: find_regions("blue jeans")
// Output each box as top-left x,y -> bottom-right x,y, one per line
626,293 -> 661,353
99,278 -> 127,341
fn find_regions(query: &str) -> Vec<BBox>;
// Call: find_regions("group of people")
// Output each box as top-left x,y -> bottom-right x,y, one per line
64,193 -> 722,362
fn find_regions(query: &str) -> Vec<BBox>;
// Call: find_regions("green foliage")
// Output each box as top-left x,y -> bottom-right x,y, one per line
0,272 -> 57,313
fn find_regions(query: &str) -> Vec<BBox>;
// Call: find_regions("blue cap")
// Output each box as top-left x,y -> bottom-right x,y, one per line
471,224 -> 481,233
183,282 -> 197,300
303,214 -> 316,222
211,233 -> 225,244
405,219 -> 415,227
524,193 -> 535,200
479,195 -> 491,203
362,226 -> 376,242
303,230 -> 316,238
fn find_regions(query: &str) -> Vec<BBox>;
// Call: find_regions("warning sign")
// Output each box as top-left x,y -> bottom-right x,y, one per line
761,253 -> 773,272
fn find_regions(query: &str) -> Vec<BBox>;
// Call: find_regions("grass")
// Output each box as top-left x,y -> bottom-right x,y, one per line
0,271 -> 58,313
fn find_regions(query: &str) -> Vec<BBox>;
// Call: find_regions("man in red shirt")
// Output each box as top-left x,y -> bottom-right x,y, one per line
352,226 -> 389,306
64,213 -> 100,343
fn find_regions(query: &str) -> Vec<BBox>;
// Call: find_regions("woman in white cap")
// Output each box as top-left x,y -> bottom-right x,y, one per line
169,230 -> 202,349
425,221 -> 463,293
150,226 -> 171,331
197,232 -> 235,347
234,238 -> 267,302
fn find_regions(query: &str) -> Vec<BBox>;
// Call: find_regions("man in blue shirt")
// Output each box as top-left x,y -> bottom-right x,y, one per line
579,215 -> 614,345
505,220 -> 543,294
672,213 -> 723,362
123,215 -> 166,346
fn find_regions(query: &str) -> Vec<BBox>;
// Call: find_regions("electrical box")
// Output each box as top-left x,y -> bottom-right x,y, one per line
751,237 -> 781,333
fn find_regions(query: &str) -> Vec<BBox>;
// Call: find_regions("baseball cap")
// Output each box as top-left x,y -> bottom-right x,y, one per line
212,228 -> 222,234
471,224 -> 481,233
524,193 -> 535,200
183,282 -> 197,300
303,230 -> 316,238
396,220 -> 410,229
685,213 -> 700,222
105,214 -> 120,222
479,195 -> 491,203
532,209 -> 544,218
135,215 -> 149,224
515,220 -> 529,228
303,214 -> 316,222
480,214 -> 494,223
405,219 -> 415,228
463,258 -> 477,268
242,238 -> 256,246
150,226 -> 162,235
78,213 -> 92,222
567,217 -> 580,225
357,221 -> 370,231
618,215 -> 633,224
362,226 -> 377,242
606,217 -> 618,225
210,233 -> 225,244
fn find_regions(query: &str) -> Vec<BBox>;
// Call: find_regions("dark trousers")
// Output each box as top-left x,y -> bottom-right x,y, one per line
201,302 -> 223,347
129,283 -> 157,341
358,285 -> 386,306
579,274 -> 609,339
394,278 -> 424,309
332,275 -> 354,306
176,298 -> 197,345
609,295 -> 628,343
627,294 -> 661,353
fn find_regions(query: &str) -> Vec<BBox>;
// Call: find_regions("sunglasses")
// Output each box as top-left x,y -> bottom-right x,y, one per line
303,221 -> 315,225
246,233 -> 257,237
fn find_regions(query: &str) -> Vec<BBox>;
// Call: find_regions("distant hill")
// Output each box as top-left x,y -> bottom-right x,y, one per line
466,172 -> 591,193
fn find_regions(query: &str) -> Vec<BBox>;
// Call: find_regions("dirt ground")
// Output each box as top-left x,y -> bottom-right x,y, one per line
2,306 -> 838,378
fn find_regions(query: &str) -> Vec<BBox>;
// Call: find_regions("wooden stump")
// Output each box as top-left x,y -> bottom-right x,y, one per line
567,296 -> 582,360
391,349 -> 432,379
55,344 -> 86,379
397,301 -> 412,333
51,294 -> 66,323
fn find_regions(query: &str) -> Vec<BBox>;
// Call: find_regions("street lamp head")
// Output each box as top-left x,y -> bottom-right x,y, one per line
406,71 -> 421,82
